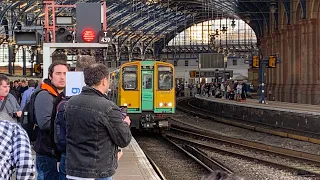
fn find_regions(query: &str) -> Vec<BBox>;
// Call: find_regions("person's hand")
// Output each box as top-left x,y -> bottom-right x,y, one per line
117,149 -> 123,161
16,111 -> 22,117
123,116 -> 131,126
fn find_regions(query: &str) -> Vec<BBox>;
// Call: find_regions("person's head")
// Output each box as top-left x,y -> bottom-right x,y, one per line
84,63 -> 109,94
14,80 -> 18,87
201,171 -> 244,180
0,75 -> 10,97
28,79 -> 36,87
48,61 -> 69,91
21,80 -> 26,87
76,55 -> 96,71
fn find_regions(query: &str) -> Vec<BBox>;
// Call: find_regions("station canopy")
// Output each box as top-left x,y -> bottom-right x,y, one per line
0,0 -> 279,45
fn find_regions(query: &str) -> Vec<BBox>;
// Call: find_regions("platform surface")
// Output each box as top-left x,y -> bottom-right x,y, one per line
114,138 -> 161,180
12,137 -> 160,180
195,95 -> 320,115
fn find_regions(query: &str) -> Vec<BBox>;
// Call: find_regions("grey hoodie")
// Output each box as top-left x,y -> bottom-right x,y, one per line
0,93 -> 20,120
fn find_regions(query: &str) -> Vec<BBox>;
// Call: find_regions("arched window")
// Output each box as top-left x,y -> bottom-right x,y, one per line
168,19 -> 257,47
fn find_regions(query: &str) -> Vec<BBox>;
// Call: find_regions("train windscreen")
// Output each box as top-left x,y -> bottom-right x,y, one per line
158,66 -> 173,90
122,66 -> 137,90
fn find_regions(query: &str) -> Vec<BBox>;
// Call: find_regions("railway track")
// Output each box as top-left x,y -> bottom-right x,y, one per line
162,136 -> 233,174
165,123 -> 320,177
176,98 -> 320,145
135,134 -> 212,180
144,152 -> 167,180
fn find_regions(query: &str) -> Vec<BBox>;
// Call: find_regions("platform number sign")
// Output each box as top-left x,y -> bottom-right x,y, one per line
252,55 -> 260,68
99,30 -> 112,44
268,55 -> 276,68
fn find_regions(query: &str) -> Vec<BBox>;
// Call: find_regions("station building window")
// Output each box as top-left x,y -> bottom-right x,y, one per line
233,60 -> 237,66
184,60 -> 188,66
107,61 -> 112,68
174,61 -> 177,67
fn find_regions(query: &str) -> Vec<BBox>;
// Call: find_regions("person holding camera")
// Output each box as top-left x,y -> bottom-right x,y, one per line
65,63 -> 132,180
0,75 -> 22,121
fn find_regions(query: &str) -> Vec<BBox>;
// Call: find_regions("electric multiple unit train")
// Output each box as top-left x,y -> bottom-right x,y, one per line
109,60 -> 175,130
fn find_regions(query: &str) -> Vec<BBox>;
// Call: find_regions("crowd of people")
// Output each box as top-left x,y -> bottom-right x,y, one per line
197,81 -> 251,101
177,80 -> 252,101
0,55 -> 132,180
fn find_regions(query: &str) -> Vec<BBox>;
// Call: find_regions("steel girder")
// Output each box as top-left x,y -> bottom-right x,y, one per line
0,0 -> 296,55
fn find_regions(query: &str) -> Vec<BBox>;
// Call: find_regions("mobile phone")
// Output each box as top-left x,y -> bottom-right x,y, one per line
119,106 -> 127,119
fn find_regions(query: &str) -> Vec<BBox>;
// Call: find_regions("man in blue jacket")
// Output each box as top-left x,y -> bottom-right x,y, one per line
20,79 -> 36,110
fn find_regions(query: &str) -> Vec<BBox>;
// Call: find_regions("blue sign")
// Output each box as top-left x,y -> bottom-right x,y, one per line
71,88 -> 81,94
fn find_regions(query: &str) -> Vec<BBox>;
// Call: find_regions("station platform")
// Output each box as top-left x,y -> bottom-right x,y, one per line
196,95 -> 320,115
192,95 -> 320,134
114,138 -> 161,180
14,138 -> 160,180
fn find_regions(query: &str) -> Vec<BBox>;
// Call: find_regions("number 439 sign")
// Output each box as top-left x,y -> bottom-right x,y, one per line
99,30 -> 112,44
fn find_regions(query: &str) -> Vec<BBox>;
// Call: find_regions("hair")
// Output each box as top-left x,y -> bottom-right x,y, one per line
48,60 -> 68,78
84,63 -> 109,87
28,79 -> 36,87
76,55 -> 96,71
0,74 -> 9,85
201,171 -> 244,180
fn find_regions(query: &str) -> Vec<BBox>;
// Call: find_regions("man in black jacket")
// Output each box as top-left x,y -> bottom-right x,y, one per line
65,63 -> 132,180
34,61 -> 68,180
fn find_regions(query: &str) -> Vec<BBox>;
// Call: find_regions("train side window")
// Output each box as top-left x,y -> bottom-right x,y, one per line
158,66 -> 173,90
122,66 -> 137,90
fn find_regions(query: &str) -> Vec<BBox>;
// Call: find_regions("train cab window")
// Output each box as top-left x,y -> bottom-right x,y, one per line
158,66 -> 173,90
122,66 -> 137,90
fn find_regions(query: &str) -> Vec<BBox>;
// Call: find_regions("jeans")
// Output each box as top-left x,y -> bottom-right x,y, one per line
59,153 -> 67,180
36,153 -> 59,180
67,177 -> 113,180
95,178 -> 113,180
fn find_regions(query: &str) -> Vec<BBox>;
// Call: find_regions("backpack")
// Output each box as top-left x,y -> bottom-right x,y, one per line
53,96 -> 70,153
20,90 -> 45,142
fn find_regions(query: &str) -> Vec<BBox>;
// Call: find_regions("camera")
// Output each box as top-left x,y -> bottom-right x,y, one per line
11,112 -> 17,118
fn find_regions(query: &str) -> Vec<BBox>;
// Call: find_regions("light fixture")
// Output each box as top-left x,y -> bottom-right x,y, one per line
270,1 -> 277,13
215,29 -> 219,36
221,25 -> 227,34
231,19 -> 236,29
245,13 -> 251,24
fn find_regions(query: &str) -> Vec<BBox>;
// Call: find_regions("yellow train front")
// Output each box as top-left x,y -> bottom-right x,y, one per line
109,60 -> 175,130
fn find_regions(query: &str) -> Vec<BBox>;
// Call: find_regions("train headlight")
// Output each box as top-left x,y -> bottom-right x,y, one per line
159,102 -> 163,107
168,102 -> 172,107
124,103 -> 127,106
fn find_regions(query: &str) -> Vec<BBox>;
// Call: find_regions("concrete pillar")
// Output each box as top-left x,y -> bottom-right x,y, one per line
307,19 -> 318,104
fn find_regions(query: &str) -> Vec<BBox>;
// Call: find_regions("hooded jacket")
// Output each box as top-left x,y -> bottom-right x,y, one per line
33,79 -> 62,156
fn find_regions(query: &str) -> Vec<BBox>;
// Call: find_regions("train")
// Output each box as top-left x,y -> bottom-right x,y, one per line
109,60 -> 175,130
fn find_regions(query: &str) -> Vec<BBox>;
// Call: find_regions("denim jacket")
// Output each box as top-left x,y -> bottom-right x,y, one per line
65,86 -> 132,178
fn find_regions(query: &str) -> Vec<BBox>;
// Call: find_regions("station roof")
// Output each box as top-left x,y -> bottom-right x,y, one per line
0,0 -> 283,46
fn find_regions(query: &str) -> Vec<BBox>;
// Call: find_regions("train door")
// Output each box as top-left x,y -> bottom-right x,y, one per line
141,70 -> 154,110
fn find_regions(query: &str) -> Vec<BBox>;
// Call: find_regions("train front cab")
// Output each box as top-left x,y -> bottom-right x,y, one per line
119,61 -> 142,129
119,61 -> 174,130
153,62 -> 175,129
